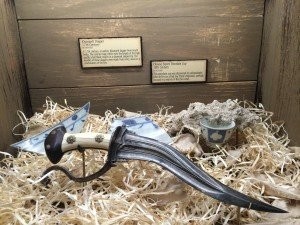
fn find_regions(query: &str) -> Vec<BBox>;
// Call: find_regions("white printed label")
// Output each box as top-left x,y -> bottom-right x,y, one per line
151,60 -> 206,83
79,37 -> 142,68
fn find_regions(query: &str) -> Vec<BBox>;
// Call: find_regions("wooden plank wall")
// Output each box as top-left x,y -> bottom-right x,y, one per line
15,0 -> 264,114
258,0 -> 300,146
0,0 -> 31,150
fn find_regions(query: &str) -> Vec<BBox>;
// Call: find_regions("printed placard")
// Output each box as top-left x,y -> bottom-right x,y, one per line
151,60 -> 207,84
79,37 -> 142,68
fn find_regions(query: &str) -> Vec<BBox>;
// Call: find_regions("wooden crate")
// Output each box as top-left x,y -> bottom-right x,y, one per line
0,0 -> 299,149
0,0 -> 31,151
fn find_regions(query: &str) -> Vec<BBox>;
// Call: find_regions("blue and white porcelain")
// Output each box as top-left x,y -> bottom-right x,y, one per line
10,102 -> 90,155
200,116 -> 235,146
110,116 -> 172,144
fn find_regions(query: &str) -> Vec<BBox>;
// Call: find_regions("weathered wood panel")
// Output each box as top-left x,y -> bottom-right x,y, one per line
259,0 -> 300,145
14,0 -> 263,129
15,0 -> 264,19
19,17 -> 262,88
0,0 -> 31,150
30,81 -> 257,114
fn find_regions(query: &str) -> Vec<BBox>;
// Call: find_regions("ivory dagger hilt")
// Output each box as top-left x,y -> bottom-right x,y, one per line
44,126 -> 111,164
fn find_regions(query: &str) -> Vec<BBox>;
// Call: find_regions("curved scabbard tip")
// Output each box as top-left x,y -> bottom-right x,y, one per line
262,205 -> 288,213
44,126 -> 66,164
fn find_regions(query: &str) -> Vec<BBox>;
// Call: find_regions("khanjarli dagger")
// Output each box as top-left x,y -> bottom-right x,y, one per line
43,125 -> 287,213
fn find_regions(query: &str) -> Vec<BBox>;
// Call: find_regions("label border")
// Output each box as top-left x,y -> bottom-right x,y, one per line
150,59 -> 207,84
78,36 -> 143,69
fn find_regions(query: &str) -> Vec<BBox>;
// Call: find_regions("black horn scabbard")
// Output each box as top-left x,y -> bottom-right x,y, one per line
108,126 -> 286,213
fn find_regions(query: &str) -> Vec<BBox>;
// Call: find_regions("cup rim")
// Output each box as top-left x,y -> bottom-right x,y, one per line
200,116 -> 236,130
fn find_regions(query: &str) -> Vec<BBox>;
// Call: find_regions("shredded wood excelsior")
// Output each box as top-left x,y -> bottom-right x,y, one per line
0,98 -> 299,225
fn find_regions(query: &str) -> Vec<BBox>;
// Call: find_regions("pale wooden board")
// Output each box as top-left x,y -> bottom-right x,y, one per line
259,0 -> 300,145
15,0 -> 264,19
0,0 -> 31,150
19,17 -> 262,88
30,81 -> 257,114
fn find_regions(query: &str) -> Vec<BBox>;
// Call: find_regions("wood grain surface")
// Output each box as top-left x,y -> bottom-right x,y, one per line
30,81 -> 257,114
259,0 -> 300,145
19,17 -> 262,88
13,0 -> 264,130
15,0 -> 264,19
0,0 -> 31,150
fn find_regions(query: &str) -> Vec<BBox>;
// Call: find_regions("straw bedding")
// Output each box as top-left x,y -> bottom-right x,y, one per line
0,98 -> 299,225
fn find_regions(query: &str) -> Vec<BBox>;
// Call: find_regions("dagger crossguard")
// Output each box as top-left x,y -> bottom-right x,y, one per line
43,125 -> 287,213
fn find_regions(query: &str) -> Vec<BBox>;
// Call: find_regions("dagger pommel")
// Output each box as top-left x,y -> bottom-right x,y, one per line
44,126 -> 66,164
44,125 -> 111,164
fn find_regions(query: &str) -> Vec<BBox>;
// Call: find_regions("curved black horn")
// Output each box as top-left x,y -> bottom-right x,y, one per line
109,126 -> 287,213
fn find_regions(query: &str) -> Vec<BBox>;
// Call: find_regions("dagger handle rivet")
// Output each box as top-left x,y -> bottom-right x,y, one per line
51,130 -> 56,135
46,144 -> 51,150
66,135 -> 76,144
95,134 -> 104,143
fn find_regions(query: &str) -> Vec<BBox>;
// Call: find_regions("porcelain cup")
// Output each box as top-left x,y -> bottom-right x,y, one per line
200,117 -> 236,146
